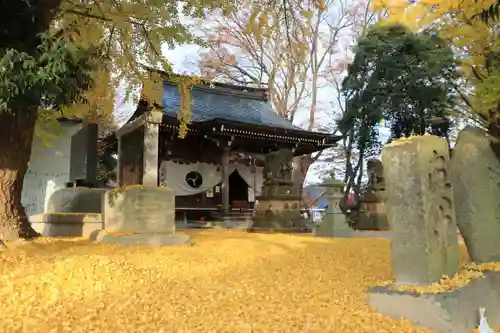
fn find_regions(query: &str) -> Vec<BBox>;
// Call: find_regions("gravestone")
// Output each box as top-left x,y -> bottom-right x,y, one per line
449,126 -> 500,262
314,178 -> 352,237
382,135 -> 459,285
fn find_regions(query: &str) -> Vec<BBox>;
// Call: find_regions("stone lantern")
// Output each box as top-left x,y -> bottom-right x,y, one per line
313,177 -> 353,238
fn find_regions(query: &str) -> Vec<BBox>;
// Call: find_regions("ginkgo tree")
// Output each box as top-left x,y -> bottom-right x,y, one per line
0,0 -> 245,243
0,0 -> 330,243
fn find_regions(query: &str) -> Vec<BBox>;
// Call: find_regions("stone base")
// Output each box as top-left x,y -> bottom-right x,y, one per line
313,224 -> 352,238
30,213 -> 103,237
89,230 -> 190,247
46,188 -> 107,213
368,271 -> 500,333
252,208 -> 307,230
246,227 -> 308,234
353,215 -> 390,231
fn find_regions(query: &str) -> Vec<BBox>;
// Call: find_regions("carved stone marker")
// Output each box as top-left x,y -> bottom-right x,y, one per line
103,186 -> 175,234
382,135 -> 459,285
449,126 -> 500,262
314,178 -> 352,238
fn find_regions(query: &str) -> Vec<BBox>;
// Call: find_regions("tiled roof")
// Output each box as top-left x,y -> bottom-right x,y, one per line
162,82 -> 305,131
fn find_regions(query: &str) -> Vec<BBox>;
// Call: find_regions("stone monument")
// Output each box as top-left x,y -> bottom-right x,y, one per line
91,185 -> 189,246
251,149 -> 307,231
368,134 -> 500,333
449,126 -> 500,262
381,135 -> 459,285
356,159 -> 389,230
314,177 -> 352,237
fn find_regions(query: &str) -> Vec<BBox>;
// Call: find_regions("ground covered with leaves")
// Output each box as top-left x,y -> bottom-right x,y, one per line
0,230 -> 466,333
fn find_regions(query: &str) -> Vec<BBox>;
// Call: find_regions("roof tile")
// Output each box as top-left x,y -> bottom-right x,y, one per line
162,83 -> 304,131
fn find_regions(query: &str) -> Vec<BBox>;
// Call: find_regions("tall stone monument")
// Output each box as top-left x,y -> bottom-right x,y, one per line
314,177 -> 352,237
449,126 -> 500,262
382,135 -> 459,285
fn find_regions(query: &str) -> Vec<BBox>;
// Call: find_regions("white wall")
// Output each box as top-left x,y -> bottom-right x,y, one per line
22,122 -> 81,216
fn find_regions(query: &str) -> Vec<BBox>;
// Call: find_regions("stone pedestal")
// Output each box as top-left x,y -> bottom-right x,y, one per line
103,186 -> 175,234
369,272 -> 500,333
357,192 -> 389,230
29,188 -> 107,237
30,213 -> 102,237
252,192 -> 307,231
382,135 -> 459,286
449,126 -> 500,262
314,178 -> 352,238
97,186 -> 188,246
46,188 -> 108,213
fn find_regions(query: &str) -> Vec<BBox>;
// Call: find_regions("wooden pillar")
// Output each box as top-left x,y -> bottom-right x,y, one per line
221,145 -> 231,217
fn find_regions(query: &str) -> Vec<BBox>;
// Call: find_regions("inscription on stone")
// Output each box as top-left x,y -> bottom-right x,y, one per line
103,186 -> 175,234
382,136 -> 459,285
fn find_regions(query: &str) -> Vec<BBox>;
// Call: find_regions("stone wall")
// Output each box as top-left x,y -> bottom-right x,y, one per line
22,121 -> 82,216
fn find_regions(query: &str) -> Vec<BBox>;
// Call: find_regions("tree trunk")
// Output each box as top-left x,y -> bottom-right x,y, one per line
0,108 -> 40,242
292,154 -> 314,212
292,155 -> 312,186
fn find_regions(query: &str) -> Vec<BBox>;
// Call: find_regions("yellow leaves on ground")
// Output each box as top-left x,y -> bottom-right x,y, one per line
389,246 -> 500,295
391,269 -> 483,294
0,230 -> 435,333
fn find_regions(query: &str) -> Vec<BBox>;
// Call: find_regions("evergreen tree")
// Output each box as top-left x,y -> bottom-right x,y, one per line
340,24 -> 458,144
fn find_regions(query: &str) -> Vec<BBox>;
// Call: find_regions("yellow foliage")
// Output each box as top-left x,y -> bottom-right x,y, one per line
46,0 -> 233,135
34,109 -> 63,147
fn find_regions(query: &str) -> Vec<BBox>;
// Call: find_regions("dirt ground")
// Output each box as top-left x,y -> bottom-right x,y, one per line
0,230 -> 469,332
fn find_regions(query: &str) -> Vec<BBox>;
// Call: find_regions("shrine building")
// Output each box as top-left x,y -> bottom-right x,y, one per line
111,72 -> 341,222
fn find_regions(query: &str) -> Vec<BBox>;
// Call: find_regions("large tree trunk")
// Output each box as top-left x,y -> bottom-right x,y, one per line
0,108 -> 40,242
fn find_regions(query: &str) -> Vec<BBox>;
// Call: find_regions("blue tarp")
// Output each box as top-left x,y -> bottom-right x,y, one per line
303,186 -> 328,209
